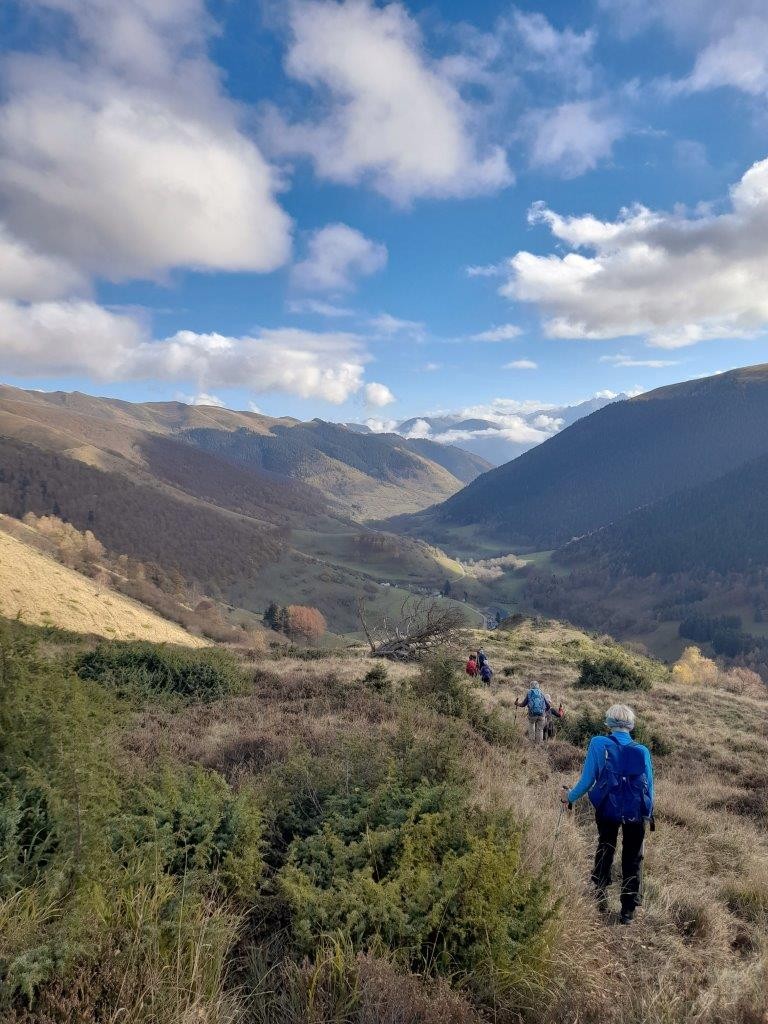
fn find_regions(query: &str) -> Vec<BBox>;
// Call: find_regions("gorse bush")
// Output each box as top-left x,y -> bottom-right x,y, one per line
411,658 -> 516,746
267,733 -> 555,1013
576,653 -> 653,692
74,640 -> 247,701
0,625 -> 255,1013
362,661 -> 390,692
1,622 -> 557,1022
113,765 -> 264,903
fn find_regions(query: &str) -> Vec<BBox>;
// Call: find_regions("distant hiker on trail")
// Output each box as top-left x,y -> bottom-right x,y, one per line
466,654 -> 478,677
477,649 -> 488,669
515,683 -> 550,742
561,703 -> 654,926
544,694 -> 564,740
480,661 -> 494,685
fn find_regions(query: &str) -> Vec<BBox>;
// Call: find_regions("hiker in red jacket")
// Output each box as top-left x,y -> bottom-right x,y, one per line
466,654 -> 478,677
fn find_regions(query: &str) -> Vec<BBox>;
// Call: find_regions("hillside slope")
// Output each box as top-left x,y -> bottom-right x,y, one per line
562,449 -> 768,576
0,385 -> 484,520
5,615 -> 765,1023
0,527 -> 206,645
400,365 -> 768,548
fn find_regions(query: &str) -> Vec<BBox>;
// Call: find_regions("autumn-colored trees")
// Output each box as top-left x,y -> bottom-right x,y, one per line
264,601 -> 327,642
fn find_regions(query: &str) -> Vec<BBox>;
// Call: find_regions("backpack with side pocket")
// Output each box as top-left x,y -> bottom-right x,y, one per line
527,687 -> 546,716
589,736 -> 653,822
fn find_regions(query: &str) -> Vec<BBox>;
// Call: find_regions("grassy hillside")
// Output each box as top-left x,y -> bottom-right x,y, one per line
0,387 -> 473,633
0,385 -> 484,522
2,616 -> 765,1024
399,364 -> 768,549
0,528 -> 206,645
180,419 -> 485,519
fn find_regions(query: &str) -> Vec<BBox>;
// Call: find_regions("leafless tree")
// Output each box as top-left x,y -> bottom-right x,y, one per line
357,595 -> 467,661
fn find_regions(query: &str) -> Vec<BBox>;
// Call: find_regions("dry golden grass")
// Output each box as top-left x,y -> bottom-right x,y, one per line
0,528 -> 206,646
470,619 -> 768,1024
119,621 -> 767,1023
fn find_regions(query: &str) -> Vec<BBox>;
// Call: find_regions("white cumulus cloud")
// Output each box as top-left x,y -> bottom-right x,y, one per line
364,381 -> 396,407
292,223 -> 387,292
501,157 -> 768,347
0,297 -> 393,405
0,225 -> 87,301
0,0 -> 292,281
600,0 -> 768,97
263,0 -> 512,205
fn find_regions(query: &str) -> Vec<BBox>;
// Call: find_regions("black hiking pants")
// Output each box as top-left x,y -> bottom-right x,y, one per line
591,815 -> 645,912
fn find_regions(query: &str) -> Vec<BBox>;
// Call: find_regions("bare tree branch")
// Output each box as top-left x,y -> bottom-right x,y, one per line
357,595 -> 467,662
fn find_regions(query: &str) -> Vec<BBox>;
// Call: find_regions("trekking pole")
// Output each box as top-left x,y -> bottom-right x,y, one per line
549,788 -> 571,861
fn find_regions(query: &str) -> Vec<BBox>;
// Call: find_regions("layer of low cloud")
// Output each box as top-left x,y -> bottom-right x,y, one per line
177,392 -> 227,408
501,157 -> 768,347
505,359 -> 538,370
600,354 -> 680,368
292,223 -> 387,292
263,0 -> 512,204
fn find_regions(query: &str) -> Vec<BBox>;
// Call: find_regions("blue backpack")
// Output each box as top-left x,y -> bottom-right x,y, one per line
527,687 -> 546,716
589,736 -> 653,822
480,663 -> 493,682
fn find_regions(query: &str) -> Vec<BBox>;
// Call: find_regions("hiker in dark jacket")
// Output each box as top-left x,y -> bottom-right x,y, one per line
477,649 -> 488,669
480,661 -> 493,685
515,682 -> 550,742
562,703 -> 654,925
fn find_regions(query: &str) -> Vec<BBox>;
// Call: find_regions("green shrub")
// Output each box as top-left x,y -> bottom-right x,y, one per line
113,765 -> 264,903
411,657 -> 474,718
74,641 -> 247,701
558,707 -> 606,748
576,654 -> 653,692
273,737 -> 555,1014
363,663 -> 390,692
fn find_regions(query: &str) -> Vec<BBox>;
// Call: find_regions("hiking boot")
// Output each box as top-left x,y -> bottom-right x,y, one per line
619,909 -> 635,926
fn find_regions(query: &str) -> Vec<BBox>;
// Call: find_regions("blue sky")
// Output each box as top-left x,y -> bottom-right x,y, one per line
3,0 -> 768,442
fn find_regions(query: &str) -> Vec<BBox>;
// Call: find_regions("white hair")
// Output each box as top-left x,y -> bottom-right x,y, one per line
605,703 -> 636,731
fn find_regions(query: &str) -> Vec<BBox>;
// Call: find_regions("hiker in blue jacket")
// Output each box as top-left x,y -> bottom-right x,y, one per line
515,682 -> 550,742
561,703 -> 654,925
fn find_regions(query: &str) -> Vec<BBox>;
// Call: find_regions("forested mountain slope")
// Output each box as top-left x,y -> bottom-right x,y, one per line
402,365 -> 768,548
0,385 -> 485,520
561,449 -> 768,576
0,388 -> 470,631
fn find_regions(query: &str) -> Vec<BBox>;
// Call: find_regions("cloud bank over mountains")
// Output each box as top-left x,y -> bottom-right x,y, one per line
359,391 -> 628,465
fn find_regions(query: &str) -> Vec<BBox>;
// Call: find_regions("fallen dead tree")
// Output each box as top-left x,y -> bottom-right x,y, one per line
357,595 -> 466,661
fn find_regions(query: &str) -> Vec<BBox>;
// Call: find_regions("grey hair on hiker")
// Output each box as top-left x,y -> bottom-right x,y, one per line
605,704 -> 635,731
